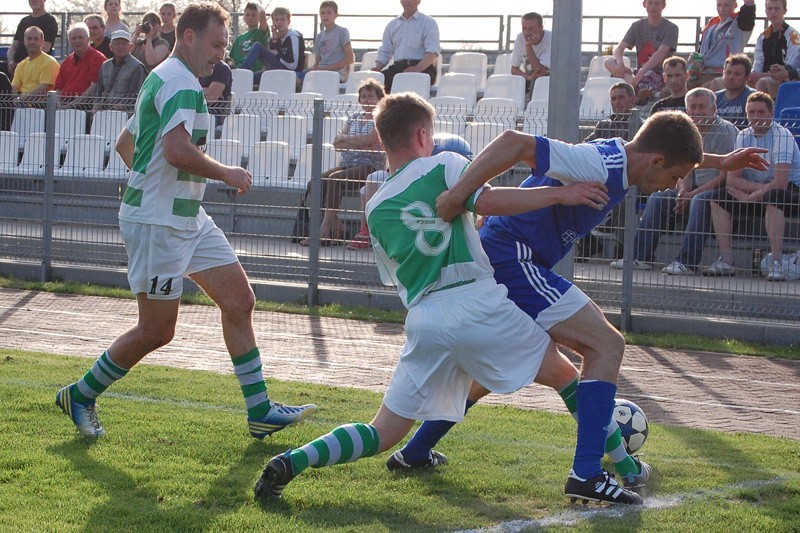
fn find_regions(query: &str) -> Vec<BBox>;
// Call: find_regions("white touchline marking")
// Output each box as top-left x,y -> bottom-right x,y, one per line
454,478 -> 793,533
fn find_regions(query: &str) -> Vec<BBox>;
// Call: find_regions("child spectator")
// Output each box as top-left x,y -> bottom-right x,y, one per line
307,1 -> 354,82
229,3 -> 270,70
103,0 -> 130,36
239,7 -> 305,80
159,2 -> 178,50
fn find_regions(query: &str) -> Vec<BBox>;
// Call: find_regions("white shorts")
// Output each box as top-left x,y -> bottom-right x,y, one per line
383,278 -> 552,422
119,217 -> 239,300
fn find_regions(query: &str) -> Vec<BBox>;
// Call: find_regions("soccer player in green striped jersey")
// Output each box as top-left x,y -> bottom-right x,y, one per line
56,2 -> 316,440
254,91 -> 615,503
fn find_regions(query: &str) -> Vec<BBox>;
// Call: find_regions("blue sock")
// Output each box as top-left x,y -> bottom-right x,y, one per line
400,399 -> 476,465
572,380 -> 616,479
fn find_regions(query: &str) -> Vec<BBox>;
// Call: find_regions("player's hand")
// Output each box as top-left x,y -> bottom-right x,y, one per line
222,166 -> 253,194
558,181 -> 609,209
718,147 -> 769,172
436,189 -> 469,222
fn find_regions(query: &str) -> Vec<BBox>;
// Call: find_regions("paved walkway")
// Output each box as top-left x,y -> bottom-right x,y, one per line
1,288 -> 798,440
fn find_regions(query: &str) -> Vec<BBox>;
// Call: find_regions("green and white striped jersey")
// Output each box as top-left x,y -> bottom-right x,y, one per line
366,152 -> 492,309
119,57 -> 211,230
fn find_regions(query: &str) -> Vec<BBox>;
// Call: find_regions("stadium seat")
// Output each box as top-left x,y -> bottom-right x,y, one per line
435,73 -> 478,107
10,108 -> 45,150
286,92 -> 325,134
390,72 -> 431,99
580,77 -> 624,120
587,55 -> 631,79
448,52 -> 488,93
778,107 -> 800,149
266,115 -> 308,160
18,132 -> 59,175
493,53 -> 513,75
248,140 -> 291,185
90,109 -> 128,154
219,113 -> 262,150
473,97 -> 518,130
258,69 -> 297,100
328,93 -> 360,120
522,102 -> 548,136
0,131 -> 19,173
206,139 -> 244,167
290,142 -> 338,189
359,50 -> 378,71
484,74 -> 526,112
102,142 -> 131,180
231,68 -> 255,108
465,122 -> 509,153
239,91 -> 281,133
775,81 -> 800,118
301,70 -> 342,99
55,109 -> 87,153
55,134 -> 105,178
530,76 -> 550,106
430,96 -> 468,137
344,70 -> 385,94
322,116 -> 347,144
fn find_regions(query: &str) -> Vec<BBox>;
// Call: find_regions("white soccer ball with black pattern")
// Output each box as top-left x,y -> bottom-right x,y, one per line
613,398 -> 649,454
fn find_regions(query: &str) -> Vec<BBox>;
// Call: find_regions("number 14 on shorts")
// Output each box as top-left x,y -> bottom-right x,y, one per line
149,276 -> 174,296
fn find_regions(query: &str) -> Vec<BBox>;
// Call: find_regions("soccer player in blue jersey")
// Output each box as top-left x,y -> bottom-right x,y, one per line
391,111 -> 769,503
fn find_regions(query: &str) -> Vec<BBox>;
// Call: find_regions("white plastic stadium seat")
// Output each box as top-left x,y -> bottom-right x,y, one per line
231,68 -> 255,107
286,92 -> 324,134
473,98 -> 518,130
219,113 -> 262,151
289,142 -> 338,189
239,91 -> 281,134
430,96 -> 468,137
55,134 -> 105,177
55,109 -> 87,153
249,141 -> 290,186
266,115 -> 308,160
258,69 -> 297,100
0,131 -> 20,173
390,72 -> 431,99
206,139 -> 244,167
530,76 -> 550,107
103,143 -> 131,179
523,98 -> 549,136
322,116 -> 346,144
587,55 -> 631,79
301,70 -> 342,99
493,53 -> 513,75
10,108 -> 45,150
465,122 -> 509,154
359,51 -> 378,71
344,70 -> 385,94
327,93 -> 360,120
18,132 -> 60,175
580,77 -> 624,120
483,74 -> 526,112
90,109 -> 129,154
448,52 -> 489,92
435,73 -> 478,107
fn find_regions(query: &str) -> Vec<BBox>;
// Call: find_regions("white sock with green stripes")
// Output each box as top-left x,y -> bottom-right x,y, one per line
288,423 -> 380,475
71,350 -> 128,403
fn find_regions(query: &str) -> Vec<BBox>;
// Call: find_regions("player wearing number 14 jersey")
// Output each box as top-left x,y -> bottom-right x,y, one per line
253,91 -> 620,503
56,2 -> 315,440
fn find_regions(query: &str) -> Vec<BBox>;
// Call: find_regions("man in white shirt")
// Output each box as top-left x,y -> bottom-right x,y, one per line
510,11 -> 551,93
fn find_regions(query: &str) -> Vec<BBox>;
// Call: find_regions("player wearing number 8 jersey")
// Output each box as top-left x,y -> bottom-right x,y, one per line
253,91 -> 619,503
56,2 -> 316,440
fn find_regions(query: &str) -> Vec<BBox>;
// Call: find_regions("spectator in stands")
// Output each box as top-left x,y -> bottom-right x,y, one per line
372,0 -> 440,92
691,0 -> 755,89
159,3 -> 178,51
11,26 -> 59,104
4,0 -> 58,77
85,15 -> 113,59
510,12 -> 552,94
300,79 -> 387,246
239,7 -> 305,81
650,56 -> 689,113
604,0 -> 679,105
131,11 -> 171,73
104,0 -> 130,36
611,88 -> 738,274
307,1 -> 355,83
0,72 -> 13,131
199,60 -> 232,127
228,3 -> 270,70
715,54 -> 755,129
749,0 -> 800,98
55,23 -> 107,107
93,30 -> 146,113
703,91 -> 800,281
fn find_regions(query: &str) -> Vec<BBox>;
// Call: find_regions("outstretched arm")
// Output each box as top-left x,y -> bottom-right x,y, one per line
474,182 -> 609,217
699,147 -> 769,172
436,130 -> 539,221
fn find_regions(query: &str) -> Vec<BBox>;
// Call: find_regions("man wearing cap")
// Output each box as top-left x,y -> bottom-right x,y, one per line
93,29 -> 146,112
56,22 -> 107,107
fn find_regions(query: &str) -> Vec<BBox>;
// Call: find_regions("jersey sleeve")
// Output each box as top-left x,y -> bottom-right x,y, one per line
534,137 -> 610,184
772,127 -> 797,165
156,78 -> 207,140
439,151 -> 483,212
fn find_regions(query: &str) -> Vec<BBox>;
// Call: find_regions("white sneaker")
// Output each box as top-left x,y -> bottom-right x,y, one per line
766,260 -> 786,282
702,257 -> 735,277
662,261 -> 692,275
610,259 -> 651,270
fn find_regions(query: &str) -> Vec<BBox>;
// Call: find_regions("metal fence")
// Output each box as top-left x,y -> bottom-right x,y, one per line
0,91 -> 798,330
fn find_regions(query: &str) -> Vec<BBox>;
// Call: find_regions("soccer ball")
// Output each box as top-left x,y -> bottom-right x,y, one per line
613,398 -> 649,454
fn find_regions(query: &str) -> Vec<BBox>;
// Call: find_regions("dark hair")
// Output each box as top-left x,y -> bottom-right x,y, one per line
244,2 -> 259,12
84,14 -> 105,27
610,81 -> 635,97
724,53 -> 752,77
357,78 -> 385,100
633,111 -> 704,168
374,92 -> 435,151
142,11 -> 163,27
521,12 -> 543,26
177,2 -> 230,40
662,55 -> 687,72
747,91 -> 775,114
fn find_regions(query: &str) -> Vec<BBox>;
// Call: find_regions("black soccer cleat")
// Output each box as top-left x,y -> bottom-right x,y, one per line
565,469 -> 644,505
254,450 -> 295,502
385,449 -> 448,471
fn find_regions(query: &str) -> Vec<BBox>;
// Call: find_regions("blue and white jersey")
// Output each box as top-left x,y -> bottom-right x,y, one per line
481,137 -> 629,269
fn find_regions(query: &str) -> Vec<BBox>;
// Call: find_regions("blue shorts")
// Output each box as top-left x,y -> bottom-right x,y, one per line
482,232 -> 590,330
